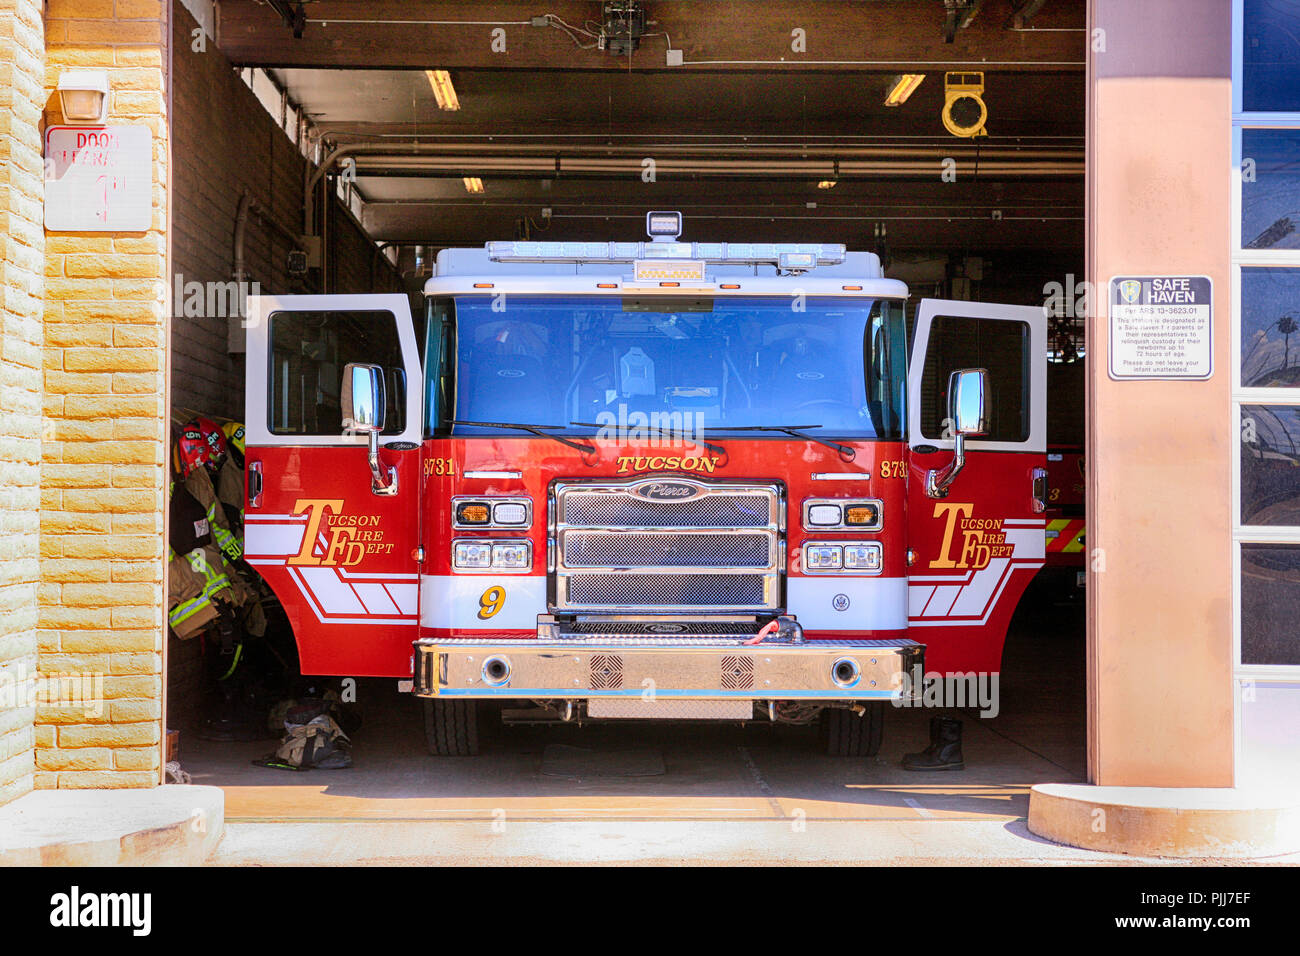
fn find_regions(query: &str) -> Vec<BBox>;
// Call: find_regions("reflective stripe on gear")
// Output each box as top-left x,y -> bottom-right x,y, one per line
167,546 -> 232,631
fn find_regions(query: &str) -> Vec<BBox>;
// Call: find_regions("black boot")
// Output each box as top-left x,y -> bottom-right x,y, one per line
902,716 -> 964,771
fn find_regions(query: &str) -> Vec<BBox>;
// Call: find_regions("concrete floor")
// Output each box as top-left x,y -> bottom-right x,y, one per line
176,585 -> 1127,863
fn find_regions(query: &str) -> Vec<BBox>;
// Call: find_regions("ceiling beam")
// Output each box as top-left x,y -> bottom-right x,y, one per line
216,0 -> 1085,71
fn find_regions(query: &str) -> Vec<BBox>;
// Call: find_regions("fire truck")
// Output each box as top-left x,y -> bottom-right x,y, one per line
242,212 -> 1047,756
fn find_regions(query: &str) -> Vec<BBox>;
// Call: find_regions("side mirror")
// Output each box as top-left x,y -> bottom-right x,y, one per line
949,368 -> 988,437
927,367 -> 989,499
341,363 -> 397,496
341,363 -> 386,434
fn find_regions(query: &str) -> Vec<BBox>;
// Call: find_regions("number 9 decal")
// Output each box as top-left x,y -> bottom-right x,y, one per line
478,585 -> 506,620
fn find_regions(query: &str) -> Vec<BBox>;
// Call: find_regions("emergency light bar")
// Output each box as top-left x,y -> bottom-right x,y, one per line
486,240 -> 847,268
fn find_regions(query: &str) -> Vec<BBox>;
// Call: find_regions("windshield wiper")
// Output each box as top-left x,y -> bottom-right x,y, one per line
710,424 -> 855,459
568,422 -> 726,456
449,420 -> 596,455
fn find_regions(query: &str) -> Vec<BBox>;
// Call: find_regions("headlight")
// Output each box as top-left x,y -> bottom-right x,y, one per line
453,538 -> 532,572
843,543 -> 882,571
807,504 -> 842,526
453,496 -> 532,529
491,542 -> 530,569
453,541 -> 492,568
805,545 -> 843,570
802,541 -> 883,575
803,498 -> 883,531
492,502 -> 528,525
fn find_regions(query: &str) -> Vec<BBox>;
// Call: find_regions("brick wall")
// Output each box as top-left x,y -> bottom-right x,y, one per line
37,0 -> 168,789
0,0 -> 45,806
166,5 -> 401,730
170,2 -> 402,420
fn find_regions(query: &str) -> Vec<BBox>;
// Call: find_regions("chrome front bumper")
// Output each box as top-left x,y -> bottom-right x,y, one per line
413,618 -> 923,702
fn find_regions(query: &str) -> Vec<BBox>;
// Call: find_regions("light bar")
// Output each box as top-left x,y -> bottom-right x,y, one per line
486,240 -> 847,268
426,69 -> 460,111
463,176 -> 484,194
885,73 -> 926,107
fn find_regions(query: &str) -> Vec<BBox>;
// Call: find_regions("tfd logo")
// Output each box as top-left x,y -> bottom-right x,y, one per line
928,502 -> 1012,570
287,499 -> 390,567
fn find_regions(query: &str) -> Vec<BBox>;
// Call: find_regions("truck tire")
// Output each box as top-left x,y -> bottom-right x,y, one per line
423,699 -> 480,756
820,703 -> 883,757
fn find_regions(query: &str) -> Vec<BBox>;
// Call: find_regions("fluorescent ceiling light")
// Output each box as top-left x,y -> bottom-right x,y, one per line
425,69 -> 460,111
463,177 -> 484,194
884,73 -> 925,107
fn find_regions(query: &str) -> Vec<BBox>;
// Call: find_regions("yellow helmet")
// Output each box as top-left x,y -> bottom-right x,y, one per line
222,421 -> 245,464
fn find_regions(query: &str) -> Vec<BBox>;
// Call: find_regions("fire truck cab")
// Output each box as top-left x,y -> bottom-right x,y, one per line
243,212 -> 1047,756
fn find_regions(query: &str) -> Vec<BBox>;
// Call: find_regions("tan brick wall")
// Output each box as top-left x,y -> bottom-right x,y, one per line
36,0 -> 168,789
0,0 -> 46,807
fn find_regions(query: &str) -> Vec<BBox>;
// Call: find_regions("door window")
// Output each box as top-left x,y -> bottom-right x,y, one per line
268,309 -> 406,436
919,315 -> 1029,442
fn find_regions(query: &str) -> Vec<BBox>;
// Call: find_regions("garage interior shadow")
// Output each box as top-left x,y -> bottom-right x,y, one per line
182,577 -> 1084,824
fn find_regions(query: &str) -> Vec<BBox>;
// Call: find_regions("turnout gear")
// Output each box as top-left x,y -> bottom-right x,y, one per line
184,464 -> 243,564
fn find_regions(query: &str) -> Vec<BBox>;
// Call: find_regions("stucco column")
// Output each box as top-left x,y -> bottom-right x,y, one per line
1086,0 -> 1235,785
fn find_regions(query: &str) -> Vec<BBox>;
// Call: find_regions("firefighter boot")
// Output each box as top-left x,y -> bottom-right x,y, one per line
902,716 -> 965,771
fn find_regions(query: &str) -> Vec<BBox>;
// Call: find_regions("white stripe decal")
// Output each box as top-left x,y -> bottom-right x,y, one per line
353,582 -> 401,616
786,576 -> 907,630
420,575 -> 546,629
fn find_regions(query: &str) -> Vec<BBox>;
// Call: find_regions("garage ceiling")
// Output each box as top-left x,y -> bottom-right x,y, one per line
213,0 -> 1085,258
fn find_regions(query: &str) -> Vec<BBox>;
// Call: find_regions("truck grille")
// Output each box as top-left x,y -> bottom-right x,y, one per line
563,531 -> 772,568
552,478 -> 783,612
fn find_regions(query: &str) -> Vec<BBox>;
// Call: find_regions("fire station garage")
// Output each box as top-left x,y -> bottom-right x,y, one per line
1,0 -> 1296,867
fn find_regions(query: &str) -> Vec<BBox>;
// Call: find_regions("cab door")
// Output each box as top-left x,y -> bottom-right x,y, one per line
243,294 -> 424,677
905,299 -> 1047,674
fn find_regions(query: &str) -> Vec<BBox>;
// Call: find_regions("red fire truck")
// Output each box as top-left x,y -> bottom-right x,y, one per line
242,212 -> 1047,755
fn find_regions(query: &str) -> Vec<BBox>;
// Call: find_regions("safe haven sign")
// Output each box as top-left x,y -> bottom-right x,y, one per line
1108,275 -> 1213,380
44,125 -> 152,232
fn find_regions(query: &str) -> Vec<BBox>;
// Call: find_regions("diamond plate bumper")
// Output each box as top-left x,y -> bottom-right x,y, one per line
413,624 -> 923,702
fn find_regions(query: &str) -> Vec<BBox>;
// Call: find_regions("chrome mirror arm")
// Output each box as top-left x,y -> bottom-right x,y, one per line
368,430 -> 398,496
925,433 -> 966,499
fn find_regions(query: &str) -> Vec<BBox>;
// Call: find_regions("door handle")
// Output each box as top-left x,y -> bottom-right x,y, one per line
1031,466 -> 1047,513
248,460 -> 264,509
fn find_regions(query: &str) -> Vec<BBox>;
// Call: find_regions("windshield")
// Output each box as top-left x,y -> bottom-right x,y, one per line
430,294 -> 906,440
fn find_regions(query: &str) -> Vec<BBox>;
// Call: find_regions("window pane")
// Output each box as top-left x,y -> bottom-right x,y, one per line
1243,1 -> 1300,112
1238,681 -> 1300,790
268,310 -> 405,435
1242,129 -> 1300,251
1242,268 -> 1300,386
1241,544 -> 1300,665
1241,405 -> 1300,523
920,316 -> 1029,442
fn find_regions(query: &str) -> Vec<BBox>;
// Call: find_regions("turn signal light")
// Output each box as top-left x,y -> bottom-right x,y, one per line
455,502 -> 490,524
845,504 -> 880,526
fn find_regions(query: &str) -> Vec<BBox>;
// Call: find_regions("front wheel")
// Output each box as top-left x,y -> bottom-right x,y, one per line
423,698 -> 480,756
820,703 -> 884,757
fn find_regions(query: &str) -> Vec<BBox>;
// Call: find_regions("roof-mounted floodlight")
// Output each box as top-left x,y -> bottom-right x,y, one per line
57,69 -> 110,125
645,210 -> 683,241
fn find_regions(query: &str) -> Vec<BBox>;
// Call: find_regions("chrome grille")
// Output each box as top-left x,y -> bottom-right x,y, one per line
561,494 -> 772,528
565,574 -> 767,608
552,478 -> 784,612
563,531 -> 771,568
